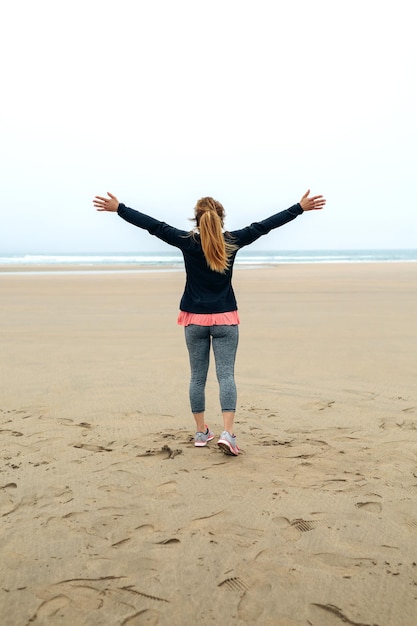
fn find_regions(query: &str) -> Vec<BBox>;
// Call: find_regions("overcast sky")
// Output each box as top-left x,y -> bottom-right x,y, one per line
1,0 -> 415,253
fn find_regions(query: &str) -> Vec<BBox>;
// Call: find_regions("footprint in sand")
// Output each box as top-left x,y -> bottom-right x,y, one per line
256,437 -> 293,447
301,400 -> 335,412
160,429 -> 191,444
314,552 -> 377,571
218,577 -> 249,592
109,529 -> 158,559
355,501 -> 382,513
405,520 -> 417,531
32,577 -> 159,624
136,524 -> 154,533
0,482 -> 17,490
237,592 -> 265,625
0,408 -> 42,421
156,481 -> 177,497
380,417 -> 417,430
0,428 -> 23,437
72,443 -> 113,452
122,608 -> 160,625
30,595 -> 70,621
343,389 -> 378,400
2,495 -> 38,518
111,538 -> 132,549
272,516 -> 320,541
190,510 -> 225,530
309,603 -> 369,625
137,445 -> 182,460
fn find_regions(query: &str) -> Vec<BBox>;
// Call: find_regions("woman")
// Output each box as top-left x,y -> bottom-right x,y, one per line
94,190 -> 326,456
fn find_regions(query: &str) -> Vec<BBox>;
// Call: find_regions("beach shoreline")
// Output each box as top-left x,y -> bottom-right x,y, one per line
1,258 -> 416,275
1,263 -> 417,625
1,248 -> 416,275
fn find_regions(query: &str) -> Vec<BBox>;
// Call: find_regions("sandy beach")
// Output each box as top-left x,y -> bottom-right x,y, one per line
1,262 -> 417,626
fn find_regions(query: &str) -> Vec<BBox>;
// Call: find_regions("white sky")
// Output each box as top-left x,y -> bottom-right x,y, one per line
1,0 -> 416,253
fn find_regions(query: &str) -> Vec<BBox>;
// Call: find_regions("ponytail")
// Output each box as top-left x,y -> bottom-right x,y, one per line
192,197 -> 237,273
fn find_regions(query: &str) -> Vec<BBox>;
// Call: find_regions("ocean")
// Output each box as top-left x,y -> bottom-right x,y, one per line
1,250 -> 417,274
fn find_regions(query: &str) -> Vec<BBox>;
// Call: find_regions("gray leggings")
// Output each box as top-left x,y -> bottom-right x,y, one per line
184,324 -> 239,413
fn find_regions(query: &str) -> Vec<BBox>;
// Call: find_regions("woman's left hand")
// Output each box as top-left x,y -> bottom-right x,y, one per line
299,190 -> 326,211
93,192 -> 119,212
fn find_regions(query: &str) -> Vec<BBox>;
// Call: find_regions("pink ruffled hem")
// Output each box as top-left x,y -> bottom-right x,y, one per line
177,310 -> 240,326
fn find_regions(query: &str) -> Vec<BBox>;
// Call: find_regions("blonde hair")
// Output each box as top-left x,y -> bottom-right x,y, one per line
191,197 -> 237,273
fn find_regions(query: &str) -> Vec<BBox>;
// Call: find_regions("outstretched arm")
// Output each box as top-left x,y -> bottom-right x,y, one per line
93,192 -> 189,248
230,189 -> 326,248
299,189 -> 326,211
93,192 -> 119,212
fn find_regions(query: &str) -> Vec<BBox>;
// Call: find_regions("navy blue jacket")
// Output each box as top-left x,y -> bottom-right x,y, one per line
117,203 -> 303,314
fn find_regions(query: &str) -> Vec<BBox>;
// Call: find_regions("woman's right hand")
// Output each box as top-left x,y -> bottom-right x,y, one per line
93,192 -> 120,212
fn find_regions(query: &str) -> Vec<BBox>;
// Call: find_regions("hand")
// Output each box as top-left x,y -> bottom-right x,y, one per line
93,192 -> 119,212
299,189 -> 326,211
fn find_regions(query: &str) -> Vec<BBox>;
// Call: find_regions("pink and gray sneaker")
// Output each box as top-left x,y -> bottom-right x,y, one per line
194,425 -> 215,447
217,431 -> 240,456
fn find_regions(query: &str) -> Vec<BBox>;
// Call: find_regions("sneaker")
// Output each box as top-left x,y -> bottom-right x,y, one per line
194,425 -> 215,447
217,431 -> 239,456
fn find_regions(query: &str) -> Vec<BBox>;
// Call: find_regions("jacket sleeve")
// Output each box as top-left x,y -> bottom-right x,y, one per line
117,204 -> 188,248
229,204 -> 303,248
